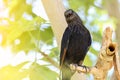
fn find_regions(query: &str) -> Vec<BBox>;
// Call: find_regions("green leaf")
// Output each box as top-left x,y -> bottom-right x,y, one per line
40,26 -> 54,45
49,47 -> 59,58
1,17 -> 44,46
6,19 -> 36,44
12,32 -> 36,53
0,61 -> 29,80
29,63 -> 58,80
89,47 -> 98,55
92,32 -> 102,42
68,0 -> 94,12
84,54 -> 92,66
9,0 -> 32,20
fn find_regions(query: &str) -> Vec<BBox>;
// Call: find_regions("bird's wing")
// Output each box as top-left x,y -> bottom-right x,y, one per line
60,27 -> 72,66
87,31 -> 92,50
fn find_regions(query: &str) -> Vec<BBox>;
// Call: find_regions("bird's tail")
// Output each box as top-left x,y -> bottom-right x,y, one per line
61,64 -> 73,80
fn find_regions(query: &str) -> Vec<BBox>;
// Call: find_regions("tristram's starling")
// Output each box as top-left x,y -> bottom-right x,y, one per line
60,9 -> 92,80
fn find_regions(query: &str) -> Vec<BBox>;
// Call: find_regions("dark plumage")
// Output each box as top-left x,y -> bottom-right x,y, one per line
60,9 -> 92,80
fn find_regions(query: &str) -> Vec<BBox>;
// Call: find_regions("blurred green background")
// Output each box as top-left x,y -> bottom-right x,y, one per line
0,0 -> 119,80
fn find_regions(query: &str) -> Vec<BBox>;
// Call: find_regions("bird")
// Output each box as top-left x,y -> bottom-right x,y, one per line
60,9 -> 92,80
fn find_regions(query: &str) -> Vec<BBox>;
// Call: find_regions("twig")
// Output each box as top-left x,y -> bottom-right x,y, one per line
38,50 -> 59,68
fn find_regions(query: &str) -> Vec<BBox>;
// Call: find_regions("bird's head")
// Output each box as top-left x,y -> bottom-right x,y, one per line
64,9 -> 80,24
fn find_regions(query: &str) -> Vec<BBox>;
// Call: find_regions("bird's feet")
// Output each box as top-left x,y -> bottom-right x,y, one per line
70,64 -> 89,73
78,65 -> 88,73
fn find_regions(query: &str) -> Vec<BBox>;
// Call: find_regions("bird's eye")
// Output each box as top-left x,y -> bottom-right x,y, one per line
67,13 -> 72,17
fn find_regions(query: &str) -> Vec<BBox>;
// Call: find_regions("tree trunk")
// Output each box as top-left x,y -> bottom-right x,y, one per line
41,0 -> 66,48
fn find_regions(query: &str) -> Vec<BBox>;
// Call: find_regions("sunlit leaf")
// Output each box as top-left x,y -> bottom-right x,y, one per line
12,32 -> 36,53
89,47 -> 98,55
0,62 -> 29,80
49,47 -> 59,58
9,0 -> 32,20
92,32 -> 102,42
68,0 -> 94,12
40,26 -> 54,45
29,63 -> 58,80
84,55 -> 92,66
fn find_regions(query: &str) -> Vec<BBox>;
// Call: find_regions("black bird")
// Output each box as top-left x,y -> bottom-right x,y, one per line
60,9 -> 92,80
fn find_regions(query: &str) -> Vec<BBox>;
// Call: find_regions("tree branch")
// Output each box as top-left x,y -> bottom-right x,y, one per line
70,27 -> 118,80
38,50 -> 59,68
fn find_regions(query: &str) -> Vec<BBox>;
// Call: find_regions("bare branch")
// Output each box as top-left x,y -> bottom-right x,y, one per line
38,50 -> 59,68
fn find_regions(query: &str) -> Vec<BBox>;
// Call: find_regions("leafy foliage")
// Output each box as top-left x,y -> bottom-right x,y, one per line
29,63 -> 58,80
9,0 -> 32,20
0,62 -> 29,80
0,0 -> 58,80
0,62 -> 58,80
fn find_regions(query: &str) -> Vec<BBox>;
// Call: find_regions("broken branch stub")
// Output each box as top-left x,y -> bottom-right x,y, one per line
70,27 -> 118,80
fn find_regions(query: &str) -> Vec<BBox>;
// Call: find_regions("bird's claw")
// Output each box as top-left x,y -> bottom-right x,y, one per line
82,65 -> 88,72
78,65 -> 88,73
70,64 -> 88,73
